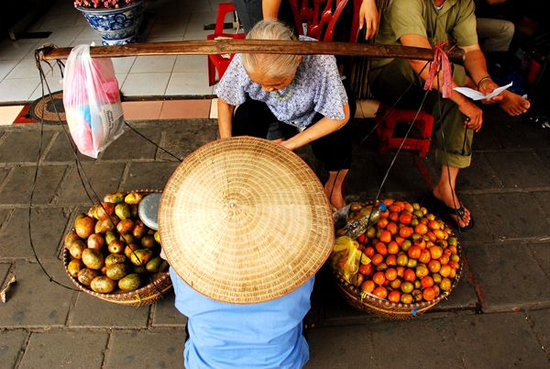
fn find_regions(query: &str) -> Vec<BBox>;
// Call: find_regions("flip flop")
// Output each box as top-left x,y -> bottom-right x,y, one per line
419,193 -> 474,232
441,203 -> 474,232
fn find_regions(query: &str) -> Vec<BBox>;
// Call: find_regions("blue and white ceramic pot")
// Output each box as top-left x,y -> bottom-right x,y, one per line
78,1 -> 144,46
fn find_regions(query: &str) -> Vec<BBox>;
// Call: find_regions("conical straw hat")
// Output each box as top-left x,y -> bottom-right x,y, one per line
158,136 -> 334,304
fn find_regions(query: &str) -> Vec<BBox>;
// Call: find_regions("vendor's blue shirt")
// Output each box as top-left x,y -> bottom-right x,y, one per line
170,268 -> 313,369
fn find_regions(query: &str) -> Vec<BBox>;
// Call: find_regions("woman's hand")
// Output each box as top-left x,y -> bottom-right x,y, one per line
280,104 -> 350,150
359,0 -> 379,40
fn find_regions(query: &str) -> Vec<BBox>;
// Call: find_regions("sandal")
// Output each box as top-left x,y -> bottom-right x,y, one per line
419,193 -> 474,232
441,203 -> 475,232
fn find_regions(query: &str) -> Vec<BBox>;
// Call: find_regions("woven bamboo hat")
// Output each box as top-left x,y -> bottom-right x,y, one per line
158,136 -> 334,304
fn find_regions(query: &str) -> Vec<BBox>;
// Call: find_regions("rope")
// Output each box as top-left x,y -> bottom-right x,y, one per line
29,48 -> 172,297
424,41 -> 454,98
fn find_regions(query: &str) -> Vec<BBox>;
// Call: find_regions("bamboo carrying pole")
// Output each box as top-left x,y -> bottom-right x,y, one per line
40,39 -> 464,64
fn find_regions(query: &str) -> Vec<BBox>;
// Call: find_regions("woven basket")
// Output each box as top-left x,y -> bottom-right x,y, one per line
333,243 -> 463,320
63,189 -> 172,307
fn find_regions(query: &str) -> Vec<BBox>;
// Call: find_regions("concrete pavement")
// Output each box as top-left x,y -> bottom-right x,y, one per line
1,107 -> 550,368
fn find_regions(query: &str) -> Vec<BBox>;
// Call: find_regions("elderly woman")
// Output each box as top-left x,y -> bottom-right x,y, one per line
216,19 -> 355,209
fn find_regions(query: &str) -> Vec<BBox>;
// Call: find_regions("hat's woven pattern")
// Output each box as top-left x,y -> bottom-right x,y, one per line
159,137 -> 334,304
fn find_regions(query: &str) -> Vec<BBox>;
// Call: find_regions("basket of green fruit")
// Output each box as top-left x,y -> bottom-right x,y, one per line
331,198 -> 463,319
63,189 -> 172,306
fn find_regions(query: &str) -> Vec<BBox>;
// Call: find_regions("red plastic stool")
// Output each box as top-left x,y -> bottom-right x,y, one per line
375,104 -> 434,158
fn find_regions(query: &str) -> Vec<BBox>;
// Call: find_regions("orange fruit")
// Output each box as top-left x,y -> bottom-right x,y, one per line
385,254 -> 397,266
390,278 -> 402,289
399,226 -> 413,238
422,287 -> 436,301
403,269 -> 416,282
415,264 -> 430,278
359,263 -> 373,276
385,268 -> 398,281
371,254 -> 384,266
372,271 -> 386,286
448,260 -> 460,270
396,253 -> 408,266
386,222 -> 399,235
399,212 -> 412,225
387,241 -> 400,255
372,286 -> 388,299
401,281 -> 414,294
364,246 -> 375,258
401,293 -> 413,304
415,223 -> 428,235
428,246 -> 443,260
379,230 -> 392,243
388,290 -> 401,303
407,245 -> 422,260
433,229 -> 446,240
428,220 -> 440,230
361,280 -> 375,293
421,276 -> 434,288
377,218 -> 389,229
439,264 -> 452,277
419,249 -> 432,264
382,198 -> 395,207
440,277 -> 452,291
375,242 -> 388,256
428,260 -> 441,273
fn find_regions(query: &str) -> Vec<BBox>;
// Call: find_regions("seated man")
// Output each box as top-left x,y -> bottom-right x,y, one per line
370,0 -> 530,230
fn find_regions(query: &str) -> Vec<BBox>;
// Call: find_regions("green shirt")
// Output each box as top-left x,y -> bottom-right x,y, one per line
372,0 -> 478,69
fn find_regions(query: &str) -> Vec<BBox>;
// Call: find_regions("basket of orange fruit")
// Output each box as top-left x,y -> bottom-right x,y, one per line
331,198 -> 463,319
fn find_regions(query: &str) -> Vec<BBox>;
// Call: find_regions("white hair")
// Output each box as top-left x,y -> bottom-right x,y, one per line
242,20 -> 301,79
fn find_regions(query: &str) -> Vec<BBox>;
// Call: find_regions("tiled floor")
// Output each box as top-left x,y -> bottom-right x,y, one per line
0,0 -> 378,124
0,0 -> 230,105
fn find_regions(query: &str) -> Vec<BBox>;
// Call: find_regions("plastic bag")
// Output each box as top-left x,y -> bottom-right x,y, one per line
330,236 -> 369,283
63,44 -> 125,158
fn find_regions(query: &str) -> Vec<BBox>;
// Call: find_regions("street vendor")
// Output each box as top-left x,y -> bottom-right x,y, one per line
158,136 -> 335,369
369,0 -> 530,231
216,19 -> 355,210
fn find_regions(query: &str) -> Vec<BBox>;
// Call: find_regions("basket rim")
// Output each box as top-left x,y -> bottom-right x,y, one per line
63,188 -> 171,303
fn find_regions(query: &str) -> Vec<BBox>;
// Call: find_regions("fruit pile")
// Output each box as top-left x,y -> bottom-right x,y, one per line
64,191 -> 168,294
332,199 -> 461,305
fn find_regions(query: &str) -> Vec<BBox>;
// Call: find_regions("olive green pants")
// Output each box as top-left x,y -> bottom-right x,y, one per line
370,59 -> 473,169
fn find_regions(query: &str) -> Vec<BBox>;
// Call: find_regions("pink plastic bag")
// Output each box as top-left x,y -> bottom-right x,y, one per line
63,44 -> 125,158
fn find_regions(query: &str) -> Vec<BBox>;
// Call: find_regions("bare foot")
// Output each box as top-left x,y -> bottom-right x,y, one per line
432,184 -> 471,229
499,91 -> 530,116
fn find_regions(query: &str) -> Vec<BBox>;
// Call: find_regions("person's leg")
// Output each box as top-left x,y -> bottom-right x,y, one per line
429,94 -> 474,229
309,113 -> 353,209
232,97 -> 276,137
476,18 -> 515,53
371,59 -> 474,229
324,169 -> 349,209
232,0 -> 263,33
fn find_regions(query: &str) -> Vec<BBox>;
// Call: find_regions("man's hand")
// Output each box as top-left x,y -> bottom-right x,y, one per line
478,78 -> 504,104
458,100 -> 483,132
359,0 -> 379,40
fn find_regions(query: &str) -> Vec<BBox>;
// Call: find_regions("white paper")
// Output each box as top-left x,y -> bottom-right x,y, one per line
454,82 -> 513,101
